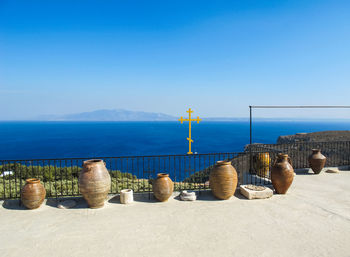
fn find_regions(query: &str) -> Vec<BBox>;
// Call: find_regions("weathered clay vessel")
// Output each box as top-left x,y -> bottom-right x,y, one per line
152,173 -> 174,202
209,161 -> 238,200
254,152 -> 270,177
271,154 -> 294,194
120,189 -> 133,204
21,178 -> 46,209
79,159 -> 111,208
308,149 -> 326,174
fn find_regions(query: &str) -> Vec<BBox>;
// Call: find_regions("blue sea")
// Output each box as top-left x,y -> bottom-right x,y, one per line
0,121 -> 349,160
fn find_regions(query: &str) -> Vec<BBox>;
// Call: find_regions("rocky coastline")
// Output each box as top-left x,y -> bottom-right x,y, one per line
277,130 -> 350,144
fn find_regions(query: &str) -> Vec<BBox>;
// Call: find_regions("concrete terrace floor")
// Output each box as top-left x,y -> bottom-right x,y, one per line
1,169 -> 350,257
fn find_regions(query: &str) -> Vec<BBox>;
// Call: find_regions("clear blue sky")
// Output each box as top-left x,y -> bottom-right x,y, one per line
1,0 -> 349,119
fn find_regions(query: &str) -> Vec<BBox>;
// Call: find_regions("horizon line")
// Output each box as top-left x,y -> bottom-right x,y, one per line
1,117 -> 350,122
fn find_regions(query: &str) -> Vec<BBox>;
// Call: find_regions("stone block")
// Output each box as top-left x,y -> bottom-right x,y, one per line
325,169 -> 340,173
180,190 -> 196,201
240,185 -> 273,200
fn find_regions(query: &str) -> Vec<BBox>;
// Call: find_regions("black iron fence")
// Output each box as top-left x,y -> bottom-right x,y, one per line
1,140 -> 349,200
247,140 -> 350,168
0,152 -> 246,200
245,140 -> 350,185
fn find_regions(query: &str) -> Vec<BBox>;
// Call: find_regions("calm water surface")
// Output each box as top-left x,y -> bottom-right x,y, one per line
0,121 -> 349,159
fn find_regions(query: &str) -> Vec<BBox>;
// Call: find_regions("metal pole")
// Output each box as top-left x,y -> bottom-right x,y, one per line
249,106 -> 253,174
250,105 -> 350,109
249,106 -> 252,145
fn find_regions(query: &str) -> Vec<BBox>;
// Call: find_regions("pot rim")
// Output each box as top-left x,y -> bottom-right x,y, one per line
216,160 -> 231,165
157,173 -> 169,177
121,189 -> 133,193
311,148 -> 321,152
26,178 -> 40,184
84,159 -> 103,164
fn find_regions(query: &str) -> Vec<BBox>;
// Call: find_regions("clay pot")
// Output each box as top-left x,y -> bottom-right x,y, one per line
309,149 -> 326,174
21,178 -> 46,209
209,161 -> 238,200
152,173 -> 174,202
120,189 -> 133,204
79,159 -> 111,208
254,152 -> 270,177
271,154 -> 294,194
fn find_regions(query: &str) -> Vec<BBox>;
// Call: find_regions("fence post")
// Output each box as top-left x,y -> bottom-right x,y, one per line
249,106 -> 253,174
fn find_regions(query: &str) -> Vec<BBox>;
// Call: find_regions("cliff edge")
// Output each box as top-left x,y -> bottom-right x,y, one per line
277,130 -> 350,144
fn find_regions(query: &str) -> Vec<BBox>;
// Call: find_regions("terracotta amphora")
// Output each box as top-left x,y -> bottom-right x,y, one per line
152,173 -> 174,202
271,154 -> 294,194
308,149 -> 326,174
209,161 -> 238,200
79,159 -> 111,208
21,178 -> 46,209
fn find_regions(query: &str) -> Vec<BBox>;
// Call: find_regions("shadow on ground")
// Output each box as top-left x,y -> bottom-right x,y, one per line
3,185 -> 280,210
295,168 -> 316,175
234,190 -> 250,201
108,192 -> 158,204
2,199 -> 27,210
174,189 -> 251,201
46,197 -> 88,209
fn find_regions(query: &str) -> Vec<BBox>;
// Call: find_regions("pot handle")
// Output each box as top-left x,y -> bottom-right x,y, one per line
272,155 -> 278,166
287,156 -> 293,167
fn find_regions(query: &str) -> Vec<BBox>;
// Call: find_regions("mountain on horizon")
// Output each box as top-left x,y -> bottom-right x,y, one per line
37,109 -> 178,121
33,109 -> 350,122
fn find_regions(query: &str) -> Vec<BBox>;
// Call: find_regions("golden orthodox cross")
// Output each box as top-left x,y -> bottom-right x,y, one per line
179,108 -> 201,154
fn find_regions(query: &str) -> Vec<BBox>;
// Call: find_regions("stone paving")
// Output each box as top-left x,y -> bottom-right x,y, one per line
1,169 -> 349,257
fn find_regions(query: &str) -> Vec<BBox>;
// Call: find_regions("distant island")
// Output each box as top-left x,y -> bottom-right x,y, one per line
35,109 -> 249,121
29,109 -> 350,122
36,109 -> 178,121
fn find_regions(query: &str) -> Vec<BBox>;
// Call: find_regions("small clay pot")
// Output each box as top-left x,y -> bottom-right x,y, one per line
120,189 -> 133,204
209,161 -> 238,200
308,149 -> 326,174
271,154 -> 294,194
79,159 -> 111,208
153,173 -> 174,202
21,178 -> 46,209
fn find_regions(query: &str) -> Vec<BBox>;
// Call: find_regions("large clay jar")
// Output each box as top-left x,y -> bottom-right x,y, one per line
209,161 -> 238,200
153,173 -> 174,202
271,154 -> 294,194
79,159 -> 111,208
21,178 -> 46,209
308,149 -> 326,174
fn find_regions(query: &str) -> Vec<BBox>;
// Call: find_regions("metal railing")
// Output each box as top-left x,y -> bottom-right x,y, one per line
245,140 -> 350,185
1,140 -> 349,200
247,140 -> 350,168
0,152 -> 246,200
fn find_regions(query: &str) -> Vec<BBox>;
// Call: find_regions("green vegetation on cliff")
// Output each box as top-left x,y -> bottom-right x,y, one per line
0,163 -> 206,199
